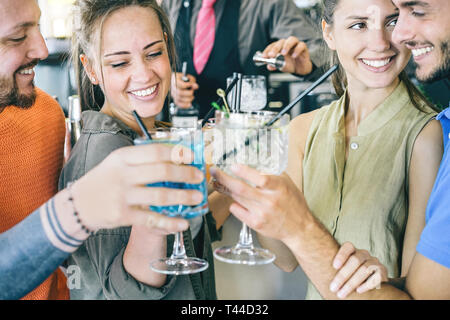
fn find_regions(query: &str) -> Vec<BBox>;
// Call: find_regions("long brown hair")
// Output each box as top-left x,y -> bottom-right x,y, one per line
320,0 -> 439,113
71,0 -> 176,111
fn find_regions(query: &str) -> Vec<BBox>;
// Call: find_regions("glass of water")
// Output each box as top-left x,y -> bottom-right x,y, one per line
211,110 -> 290,265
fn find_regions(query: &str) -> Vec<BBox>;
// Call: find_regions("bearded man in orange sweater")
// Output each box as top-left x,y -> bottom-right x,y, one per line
0,0 -> 68,299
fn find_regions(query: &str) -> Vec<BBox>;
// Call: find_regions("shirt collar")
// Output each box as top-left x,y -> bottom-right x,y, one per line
436,106 -> 450,121
334,81 -> 410,136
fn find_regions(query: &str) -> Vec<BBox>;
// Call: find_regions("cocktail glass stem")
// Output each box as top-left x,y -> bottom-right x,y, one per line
235,223 -> 254,249
171,232 -> 187,260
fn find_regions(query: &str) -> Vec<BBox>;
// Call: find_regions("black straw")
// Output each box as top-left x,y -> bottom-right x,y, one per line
265,64 -> 339,127
132,110 -> 152,140
233,73 -> 243,113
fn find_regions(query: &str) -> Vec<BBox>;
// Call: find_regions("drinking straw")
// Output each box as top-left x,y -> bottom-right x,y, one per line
132,110 -> 152,140
233,73 -> 243,113
265,64 -> 339,127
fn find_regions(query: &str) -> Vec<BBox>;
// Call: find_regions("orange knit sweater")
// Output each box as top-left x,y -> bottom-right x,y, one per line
0,88 -> 69,300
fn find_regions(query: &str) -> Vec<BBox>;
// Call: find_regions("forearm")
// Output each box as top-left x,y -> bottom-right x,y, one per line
257,235 -> 298,272
0,191 -> 88,299
283,212 -> 341,299
208,191 -> 233,230
284,212 -> 411,300
123,226 -> 167,287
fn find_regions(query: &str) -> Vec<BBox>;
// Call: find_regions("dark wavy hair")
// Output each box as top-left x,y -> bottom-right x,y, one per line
71,0 -> 176,110
320,0 -> 438,113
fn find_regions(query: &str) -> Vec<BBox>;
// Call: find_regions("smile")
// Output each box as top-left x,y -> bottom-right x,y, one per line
17,68 -> 34,75
411,46 -> 434,58
361,57 -> 392,68
130,84 -> 157,97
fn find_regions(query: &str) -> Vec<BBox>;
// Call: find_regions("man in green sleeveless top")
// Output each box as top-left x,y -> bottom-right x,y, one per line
212,0 -> 450,300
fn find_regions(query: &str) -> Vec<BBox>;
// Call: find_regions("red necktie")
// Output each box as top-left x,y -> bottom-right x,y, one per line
193,0 -> 217,74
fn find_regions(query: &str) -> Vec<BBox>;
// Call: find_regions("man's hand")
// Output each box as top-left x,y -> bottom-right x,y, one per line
72,143 -> 207,234
170,72 -> 199,109
262,36 -> 313,76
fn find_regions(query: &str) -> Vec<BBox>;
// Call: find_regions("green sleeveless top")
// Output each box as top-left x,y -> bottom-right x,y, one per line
302,82 -> 436,300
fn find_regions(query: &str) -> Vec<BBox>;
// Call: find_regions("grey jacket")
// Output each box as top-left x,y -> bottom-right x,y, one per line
59,111 -> 220,300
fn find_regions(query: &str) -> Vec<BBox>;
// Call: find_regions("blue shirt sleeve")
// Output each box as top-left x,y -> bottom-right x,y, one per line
0,205 -> 70,300
416,109 -> 450,268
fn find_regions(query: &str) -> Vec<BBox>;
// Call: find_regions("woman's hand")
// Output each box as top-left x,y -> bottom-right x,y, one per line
330,242 -> 388,299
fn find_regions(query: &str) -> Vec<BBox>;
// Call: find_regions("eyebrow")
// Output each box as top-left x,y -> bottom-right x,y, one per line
398,1 -> 430,8
103,40 -> 163,58
1,22 -> 37,42
4,22 -> 36,35
13,22 -> 36,30
346,12 -> 399,21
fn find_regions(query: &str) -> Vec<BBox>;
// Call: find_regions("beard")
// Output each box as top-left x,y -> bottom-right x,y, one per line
416,40 -> 450,83
0,77 -> 36,109
0,61 -> 39,109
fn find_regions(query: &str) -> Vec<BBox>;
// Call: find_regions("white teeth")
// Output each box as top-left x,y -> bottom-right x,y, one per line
361,58 -> 391,68
18,68 -> 33,75
131,85 -> 157,97
412,46 -> 433,58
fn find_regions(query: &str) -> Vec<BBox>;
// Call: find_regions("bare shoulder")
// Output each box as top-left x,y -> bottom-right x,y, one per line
413,119 -> 443,156
289,109 -> 321,149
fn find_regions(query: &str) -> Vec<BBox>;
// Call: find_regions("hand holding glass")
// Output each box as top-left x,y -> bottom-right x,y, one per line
134,127 -> 209,274
212,110 -> 290,265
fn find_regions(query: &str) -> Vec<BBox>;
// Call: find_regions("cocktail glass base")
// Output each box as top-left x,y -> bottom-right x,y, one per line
150,258 -> 209,275
213,245 -> 276,265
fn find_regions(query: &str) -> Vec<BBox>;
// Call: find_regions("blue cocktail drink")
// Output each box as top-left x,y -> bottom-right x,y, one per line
134,127 -> 209,275
134,130 -> 208,219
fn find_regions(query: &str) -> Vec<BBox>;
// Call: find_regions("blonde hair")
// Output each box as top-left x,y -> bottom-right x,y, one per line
72,0 -> 176,110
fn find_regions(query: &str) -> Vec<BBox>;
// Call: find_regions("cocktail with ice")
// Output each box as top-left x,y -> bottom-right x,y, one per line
212,110 -> 290,265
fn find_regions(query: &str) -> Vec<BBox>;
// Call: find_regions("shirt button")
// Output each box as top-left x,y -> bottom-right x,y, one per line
350,142 -> 359,150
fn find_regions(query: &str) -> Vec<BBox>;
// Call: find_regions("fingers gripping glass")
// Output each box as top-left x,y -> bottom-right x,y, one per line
212,111 -> 290,265
134,128 -> 209,275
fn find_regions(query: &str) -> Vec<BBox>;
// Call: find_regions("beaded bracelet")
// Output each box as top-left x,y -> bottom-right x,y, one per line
67,182 -> 95,236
